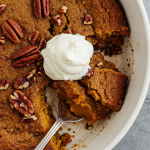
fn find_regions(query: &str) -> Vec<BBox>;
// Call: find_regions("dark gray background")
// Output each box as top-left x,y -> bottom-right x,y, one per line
114,0 -> 150,150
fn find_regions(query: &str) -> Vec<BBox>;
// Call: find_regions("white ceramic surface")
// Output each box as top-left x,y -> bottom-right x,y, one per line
46,0 -> 150,149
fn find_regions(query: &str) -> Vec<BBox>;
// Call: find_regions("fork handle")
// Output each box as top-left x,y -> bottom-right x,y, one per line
35,118 -> 64,150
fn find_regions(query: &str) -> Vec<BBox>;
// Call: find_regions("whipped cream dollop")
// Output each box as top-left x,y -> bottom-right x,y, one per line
41,34 -> 94,80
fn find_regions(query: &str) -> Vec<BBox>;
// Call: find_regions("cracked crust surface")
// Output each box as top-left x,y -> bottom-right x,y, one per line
82,0 -> 129,39
84,68 -> 128,111
49,0 -> 129,41
82,0 -> 129,49
64,1 -> 94,36
50,0 -> 67,35
50,0 -> 94,36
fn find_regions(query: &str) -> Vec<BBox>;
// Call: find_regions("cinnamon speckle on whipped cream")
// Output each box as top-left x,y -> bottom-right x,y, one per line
41,34 -> 94,80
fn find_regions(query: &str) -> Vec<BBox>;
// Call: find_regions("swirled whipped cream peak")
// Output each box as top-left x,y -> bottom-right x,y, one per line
41,34 -> 94,80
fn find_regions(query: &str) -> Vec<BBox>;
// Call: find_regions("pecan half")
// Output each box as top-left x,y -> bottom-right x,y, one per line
14,69 -> 36,89
0,4 -> 6,15
84,14 -> 93,25
9,90 -> 34,117
51,15 -> 62,25
2,19 -> 23,44
37,56 -> 43,66
28,31 -> 39,44
33,0 -> 50,18
33,0 -> 41,18
12,46 -> 40,67
21,115 -> 38,123
0,37 -> 5,44
39,38 -> 46,51
42,0 -> 50,17
59,6 -> 68,13
0,79 -> 9,90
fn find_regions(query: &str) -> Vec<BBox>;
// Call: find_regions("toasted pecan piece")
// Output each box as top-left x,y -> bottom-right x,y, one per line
9,90 -> 34,117
12,46 -> 40,67
2,19 -> 23,44
14,69 -> 36,89
33,0 -> 50,18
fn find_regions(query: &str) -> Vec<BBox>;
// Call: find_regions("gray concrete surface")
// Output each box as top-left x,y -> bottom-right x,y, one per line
114,0 -> 150,150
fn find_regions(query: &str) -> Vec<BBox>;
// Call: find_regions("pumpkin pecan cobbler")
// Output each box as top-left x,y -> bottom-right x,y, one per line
0,0 -> 129,149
